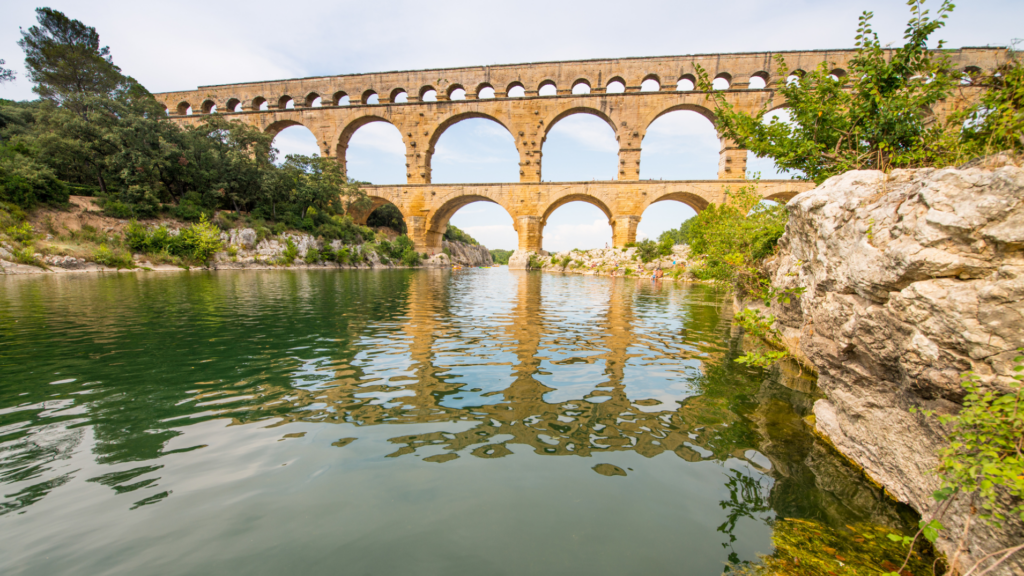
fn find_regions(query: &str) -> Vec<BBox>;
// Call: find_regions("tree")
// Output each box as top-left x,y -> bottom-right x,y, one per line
698,0 -> 958,183
17,8 -> 125,109
280,155 -> 368,219
0,60 -> 15,84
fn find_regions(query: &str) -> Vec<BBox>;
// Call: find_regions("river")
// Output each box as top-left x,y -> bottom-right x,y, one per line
0,269 -> 920,575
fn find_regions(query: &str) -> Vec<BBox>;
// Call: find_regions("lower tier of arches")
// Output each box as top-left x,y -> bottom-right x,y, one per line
354,179 -> 814,254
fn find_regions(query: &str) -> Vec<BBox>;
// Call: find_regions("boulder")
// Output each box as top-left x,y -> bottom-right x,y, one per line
767,157 -> 1024,574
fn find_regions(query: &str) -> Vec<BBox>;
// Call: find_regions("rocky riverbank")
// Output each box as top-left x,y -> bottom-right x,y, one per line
763,156 -> 1024,574
507,245 -> 694,278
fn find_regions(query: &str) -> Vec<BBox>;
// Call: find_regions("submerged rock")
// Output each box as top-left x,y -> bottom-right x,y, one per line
767,156 -> 1024,574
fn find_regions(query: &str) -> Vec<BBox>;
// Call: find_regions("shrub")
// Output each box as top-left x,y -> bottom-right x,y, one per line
4,221 -> 35,242
170,215 -> 223,262
278,237 -> 299,265
304,247 -> 321,264
92,245 -> 134,269
125,220 -> 173,253
13,246 -> 45,268
401,247 -> 421,267
443,224 -> 479,245
490,249 -> 512,265
272,222 -> 287,236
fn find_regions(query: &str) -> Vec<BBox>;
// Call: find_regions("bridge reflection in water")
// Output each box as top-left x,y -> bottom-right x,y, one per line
0,269 -> 921,574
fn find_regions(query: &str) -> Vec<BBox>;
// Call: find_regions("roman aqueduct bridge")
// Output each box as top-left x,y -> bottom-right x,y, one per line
154,48 -> 1005,254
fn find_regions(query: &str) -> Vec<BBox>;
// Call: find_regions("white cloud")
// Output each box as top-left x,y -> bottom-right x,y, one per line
543,218 -> 612,253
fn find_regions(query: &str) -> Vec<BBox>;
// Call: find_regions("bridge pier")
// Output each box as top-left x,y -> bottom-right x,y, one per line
718,138 -> 748,179
515,216 -> 544,252
611,215 -> 640,247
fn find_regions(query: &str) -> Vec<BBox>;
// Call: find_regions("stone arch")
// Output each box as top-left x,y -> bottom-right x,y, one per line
225,98 -> 241,112
350,194 -> 405,226
540,193 -> 613,226
538,79 -> 557,96
677,74 -> 696,91
604,76 -> 626,92
425,193 -> 515,252
361,90 -> 377,105
390,87 -> 408,103
304,92 -> 321,107
265,119 -> 311,138
335,115 -> 404,177
475,82 -> 494,98
425,112 -> 520,182
419,85 -> 437,101
252,96 -> 267,111
748,71 -> 770,89
278,95 -> 294,109
176,101 -> 192,115
765,191 -> 800,203
542,106 -> 618,142
571,78 -> 591,94
506,81 -> 525,97
639,191 -> 711,214
641,103 -> 717,137
641,74 -> 661,91
446,84 -> 466,100
201,99 -> 217,114
332,91 -> 348,106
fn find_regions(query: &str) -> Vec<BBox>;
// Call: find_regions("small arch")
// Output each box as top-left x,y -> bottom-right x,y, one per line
765,191 -> 800,203
305,92 -> 321,107
279,95 -> 295,109
447,84 -> 466,100
538,80 -> 557,96
962,66 -> 982,85
176,101 -> 192,116
506,82 -> 525,97
748,72 -> 769,90
571,79 -> 591,95
226,98 -> 241,112
605,77 -> 626,93
362,90 -> 378,105
420,86 -> 438,102
476,83 -> 495,99
391,88 -> 409,103
829,68 -> 847,79
332,91 -> 348,106
641,74 -> 661,92
712,73 -> 731,90
252,96 -> 268,111
201,99 -> 217,114
160,103 -> 169,115
677,75 -> 696,91
787,70 -> 806,87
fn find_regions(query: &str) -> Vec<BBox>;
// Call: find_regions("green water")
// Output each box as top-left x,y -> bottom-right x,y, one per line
0,269 -> 915,575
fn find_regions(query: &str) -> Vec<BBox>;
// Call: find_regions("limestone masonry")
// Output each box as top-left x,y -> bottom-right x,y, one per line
156,48 -> 1005,254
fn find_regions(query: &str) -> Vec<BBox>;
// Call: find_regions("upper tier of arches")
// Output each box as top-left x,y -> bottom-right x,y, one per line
155,47 -> 1005,116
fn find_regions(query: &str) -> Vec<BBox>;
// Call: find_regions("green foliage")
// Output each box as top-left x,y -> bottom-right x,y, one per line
17,8 -> 125,107
91,244 -> 133,268
125,216 -> 222,263
13,246 -> 46,268
698,0 -> 959,183
278,237 -> 299,265
443,224 -> 478,245
951,48 -> 1024,157
635,237 -> 674,263
304,247 -> 321,264
686,181 -> 787,290
5,221 -> 36,242
733,308 -> 791,368
490,249 -> 512,265
919,351 -> 1024,526
365,203 -> 406,234
0,59 -> 14,84
526,254 -> 543,270
658,219 -> 693,245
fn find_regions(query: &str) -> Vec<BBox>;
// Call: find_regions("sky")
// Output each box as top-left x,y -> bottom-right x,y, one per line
2,0 -> 1020,251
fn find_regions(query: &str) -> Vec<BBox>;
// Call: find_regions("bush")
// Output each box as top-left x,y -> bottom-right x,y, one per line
400,247 -> 421,267
4,221 -> 35,242
125,220 -> 173,253
278,237 -> 299,265
92,244 -> 134,269
443,224 -> 479,245
304,247 -> 321,264
171,215 -> 223,262
490,249 -> 512,265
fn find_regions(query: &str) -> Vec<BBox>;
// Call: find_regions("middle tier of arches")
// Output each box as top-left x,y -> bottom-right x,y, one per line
184,91 -> 772,184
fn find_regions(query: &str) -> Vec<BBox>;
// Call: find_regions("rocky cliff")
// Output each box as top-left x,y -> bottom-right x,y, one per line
767,158 -> 1024,574
442,240 -> 492,266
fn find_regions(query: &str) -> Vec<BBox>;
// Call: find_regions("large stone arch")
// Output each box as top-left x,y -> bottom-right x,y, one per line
639,103 -> 717,139
349,193 -> 406,226
334,115 -> 405,178
425,111 -> 521,182
540,193 -> 613,225
638,190 -> 711,214
542,106 -> 618,143
424,192 -> 515,253
264,119 -> 311,138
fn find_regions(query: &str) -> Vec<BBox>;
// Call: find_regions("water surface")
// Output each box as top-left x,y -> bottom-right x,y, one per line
1,269 -> 914,575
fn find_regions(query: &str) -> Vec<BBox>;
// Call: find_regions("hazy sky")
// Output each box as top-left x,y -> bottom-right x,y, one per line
2,0 -> 1019,251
